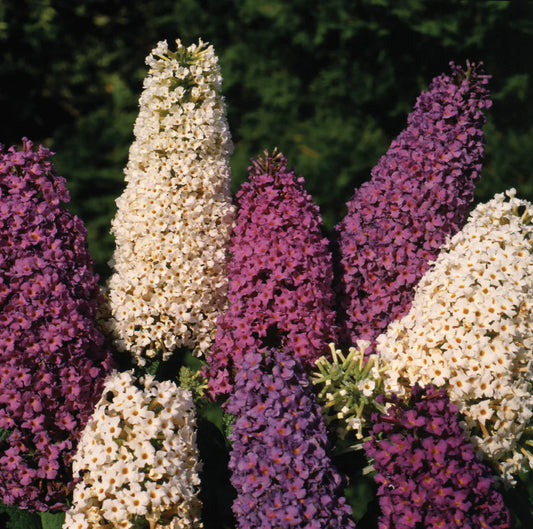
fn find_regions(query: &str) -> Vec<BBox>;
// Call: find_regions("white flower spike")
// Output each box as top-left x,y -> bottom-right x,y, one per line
105,39 -> 235,365
377,190 -> 533,482
63,370 -> 202,529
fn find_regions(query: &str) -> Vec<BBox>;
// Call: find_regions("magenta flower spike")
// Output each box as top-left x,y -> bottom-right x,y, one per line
0,139 -> 114,511
335,62 -> 491,349
364,384 -> 511,529
226,347 -> 356,529
207,150 -> 337,397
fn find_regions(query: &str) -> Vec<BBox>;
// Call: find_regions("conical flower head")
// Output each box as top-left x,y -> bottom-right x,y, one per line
0,139 -> 114,511
208,150 -> 337,397
335,61 -> 491,349
64,371 -> 202,529
105,38 -> 235,365
377,189 -> 533,481
226,347 -> 356,529
364,384 -> 511,529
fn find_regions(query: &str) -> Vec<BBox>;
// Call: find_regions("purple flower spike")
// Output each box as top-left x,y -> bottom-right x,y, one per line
364,384 -> 511,529
0,139 -> 114,512
227,347 -> 356,529
208,150 -> 337,397
335,62 -> 491,349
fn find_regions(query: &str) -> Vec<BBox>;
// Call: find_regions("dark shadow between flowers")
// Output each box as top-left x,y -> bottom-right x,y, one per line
196,416 -> 236,529
154,347 -> 236,528
331,438 -> 379,528
502,474 -> 533,529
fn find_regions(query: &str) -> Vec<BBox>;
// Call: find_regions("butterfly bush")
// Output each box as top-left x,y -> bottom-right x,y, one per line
311,342 -> 388,444
377,189 -> 533,481
63,370 -> 202,529
105,38 -> 234,365
208,150 -> 337,396
0,139 -> 114,511
364,384 -> 511,529
226,348 -> 355,529
335,61 -> 491,349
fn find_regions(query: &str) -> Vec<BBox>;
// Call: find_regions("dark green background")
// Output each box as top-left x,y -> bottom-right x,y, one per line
1,1 -> 532,527
1,0 -> 532,279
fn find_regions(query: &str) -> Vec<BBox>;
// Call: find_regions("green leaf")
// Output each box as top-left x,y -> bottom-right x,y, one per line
0,502 -> 41,529
198,401 -> 225,433
0,428 -> 11,442
40,512 -> 65,529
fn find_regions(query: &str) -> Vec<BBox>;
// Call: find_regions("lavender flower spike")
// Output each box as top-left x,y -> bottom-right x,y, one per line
335,61 -> 491,349
0,139 -> 114,512
208,150 -> 338,397
227,347 -> 356,529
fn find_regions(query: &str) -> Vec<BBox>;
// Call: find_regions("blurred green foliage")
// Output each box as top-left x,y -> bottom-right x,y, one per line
1,0 -> 532,279
1,0 -> 533,526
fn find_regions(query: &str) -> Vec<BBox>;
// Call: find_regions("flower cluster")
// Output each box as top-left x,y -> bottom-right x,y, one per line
364,384 -> 511,529
105,38 -> 235,365
377,189 -> 533,480
312,342 -> 387,444
208,150 -> 337,396
226,348 -> 355,529
0,139 -> 114,511
64,371 -> 202,529
335,61 -> 491,349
